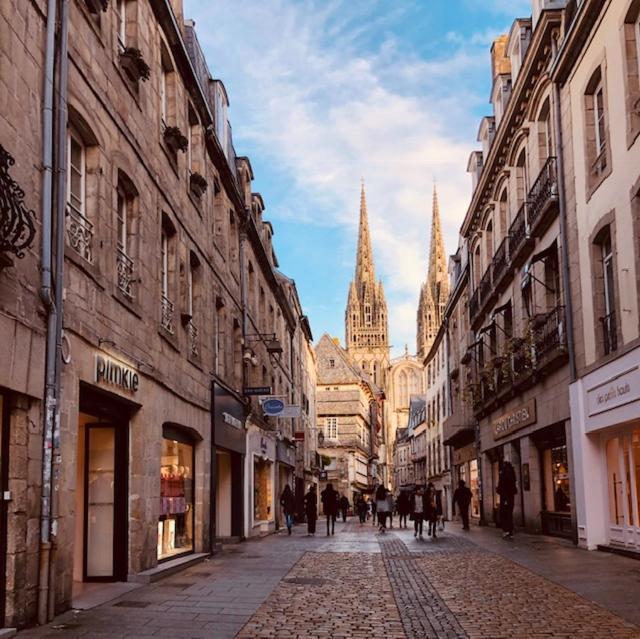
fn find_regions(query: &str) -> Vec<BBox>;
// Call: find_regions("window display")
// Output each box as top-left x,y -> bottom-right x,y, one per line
254,457 -> 273,522
543,445 -> 571,513
470,459 -> 480,518
158,438 -> 194,560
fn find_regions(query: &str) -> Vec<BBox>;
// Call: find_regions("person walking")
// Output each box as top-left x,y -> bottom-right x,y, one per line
452,479 -> 472,530
321,482 -> 339,536
339,494 -> 350,522
410,485 -> 426,538
357,496 -> 368,524
397,490 -> 410,529
386,491 -> 395,529
280,484 -> 295,535
304,485 -> 318,536
370,494 -> 377,526
425,482 -> 438,539
375,485 -> 388,533
435,489 -> 444,532
497,461 -> 518,539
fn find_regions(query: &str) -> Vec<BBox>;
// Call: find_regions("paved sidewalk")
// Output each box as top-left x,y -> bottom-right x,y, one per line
14,520 -> 640,638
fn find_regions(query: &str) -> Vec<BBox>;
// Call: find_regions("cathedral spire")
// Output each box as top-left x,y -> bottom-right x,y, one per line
355,180 -> 375,285
427,184 -> 446,289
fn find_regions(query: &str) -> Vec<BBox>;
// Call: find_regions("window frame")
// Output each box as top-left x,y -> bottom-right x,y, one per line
116,0 -> 126,50
324,417 -> 338,440
67,128 -> 86,219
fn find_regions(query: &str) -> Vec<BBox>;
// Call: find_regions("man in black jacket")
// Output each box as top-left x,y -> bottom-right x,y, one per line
321,483 -> 339,535
452,479 -> 473,531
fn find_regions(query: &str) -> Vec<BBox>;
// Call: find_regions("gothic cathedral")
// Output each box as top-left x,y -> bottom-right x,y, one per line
345,183 -> 390,389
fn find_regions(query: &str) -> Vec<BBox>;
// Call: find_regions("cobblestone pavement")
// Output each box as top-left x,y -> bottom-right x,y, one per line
15,521 -> 640,639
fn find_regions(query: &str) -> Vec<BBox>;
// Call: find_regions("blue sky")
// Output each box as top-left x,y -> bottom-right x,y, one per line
184,0 -> 531,355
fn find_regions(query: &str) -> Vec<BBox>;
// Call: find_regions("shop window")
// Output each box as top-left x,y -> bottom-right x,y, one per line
158,430 -> 195,561
253,457 -> 273,522
470,459 -> 480,518
543,445 -> 571,513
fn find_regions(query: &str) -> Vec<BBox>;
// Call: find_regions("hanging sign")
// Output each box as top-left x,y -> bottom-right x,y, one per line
244,386 -> 272,396
263,397 -> 286,416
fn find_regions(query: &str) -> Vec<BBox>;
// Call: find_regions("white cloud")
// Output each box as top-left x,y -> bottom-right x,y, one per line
186,0 -> 498,355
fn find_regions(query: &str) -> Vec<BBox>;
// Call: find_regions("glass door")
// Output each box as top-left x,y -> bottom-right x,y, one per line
84,423 -> 127,580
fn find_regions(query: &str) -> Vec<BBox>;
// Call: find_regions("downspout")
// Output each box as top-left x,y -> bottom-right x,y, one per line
38,0 -> 58,626
48,0 -> 69,619
551,36 -> 579,545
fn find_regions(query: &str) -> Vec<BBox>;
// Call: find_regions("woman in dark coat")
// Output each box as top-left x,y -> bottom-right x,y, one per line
497,461 -> 518,538
321,483 -> 339,536
304,485 -> 318,536
397,491 -> 411,529
375,484 -> 388,532
425,482 -> 438,539
280,484 -> 295,535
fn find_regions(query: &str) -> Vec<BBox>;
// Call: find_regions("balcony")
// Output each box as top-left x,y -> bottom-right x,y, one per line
161,295 -> 175,334
0,144 -> 37,266
469,288 -> 481,324
532,305 -> 567,370
479,266 -> 494,311
66,206 -> 94,263
116,248 -> 134,298
528,157 -> 558,237
187,319 -> 199,358
601,311 -> 617,355
508,201 -> 533,269
492,237 -> 510,294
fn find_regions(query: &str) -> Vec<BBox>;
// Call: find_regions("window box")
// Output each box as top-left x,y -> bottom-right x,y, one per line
189,172 -> 208,198
163,126 -> 188,154
85,0 -> 109,13
119,47 -> 151,83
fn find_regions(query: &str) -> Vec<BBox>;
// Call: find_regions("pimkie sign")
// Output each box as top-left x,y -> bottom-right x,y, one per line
95,354 -> 139,393
492,399 -> 536,440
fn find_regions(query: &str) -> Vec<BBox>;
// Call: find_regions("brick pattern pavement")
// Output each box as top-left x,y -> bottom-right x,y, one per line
236,552 -> 405,639
380,535 -> 468,639
416,551 -> 640,639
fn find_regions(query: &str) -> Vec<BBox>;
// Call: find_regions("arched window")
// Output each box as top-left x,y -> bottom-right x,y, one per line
398,370 -> 408,407
515,148 -> 528,208
537,98 -> 553,164
484,220 -> 493,267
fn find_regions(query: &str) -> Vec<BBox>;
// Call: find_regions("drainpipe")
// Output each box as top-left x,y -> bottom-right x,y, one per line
38,0 -> 59,626
551,36 -> 579,545
48,0 -> 69,620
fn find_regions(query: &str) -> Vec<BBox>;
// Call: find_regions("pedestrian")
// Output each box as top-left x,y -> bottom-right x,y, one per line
339,494 -> 350,522
279,484 -> 295,535
497,461 -> 518,539
435,489 -> 444,532
320,482 -> 339,536
375,484 -> 388,533
397,490 -> 410,529
304,485 -> 318,536
357,496 -> 368,524
371,494 -> 377,525
386,491 -> 395,529
452,479 -> 473,530
410,485 -> 425,539
425,482 -> 438,539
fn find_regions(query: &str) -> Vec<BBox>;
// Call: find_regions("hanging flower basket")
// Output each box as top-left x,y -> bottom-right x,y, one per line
85,0 -> 109,14
163,126 -> 189,154
189,172 -> 208,198
119,47 -> 151,83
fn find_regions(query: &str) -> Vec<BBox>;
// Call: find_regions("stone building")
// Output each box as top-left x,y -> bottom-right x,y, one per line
408,396 -> 427,486
392,428 -> 413,489
552,0 -> 640,552
0,0 -> 314,630
315,335 -> 380,505
448,3 -> 573,537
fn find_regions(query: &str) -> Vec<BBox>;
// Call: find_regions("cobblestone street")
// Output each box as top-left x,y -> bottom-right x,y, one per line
14,521 -> 640,639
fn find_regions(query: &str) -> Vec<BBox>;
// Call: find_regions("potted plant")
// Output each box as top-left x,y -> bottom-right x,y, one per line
163,126 -> 189,154
85,0 -> 109,14
119,47 -> 151,83
189,172 -> 208,198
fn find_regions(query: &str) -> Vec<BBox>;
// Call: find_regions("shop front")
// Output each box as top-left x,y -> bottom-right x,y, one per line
247,426 -> 276,537
212,382 -> 246,541
453,443 -> 480,522
570,346 -> 640,551
276,440 -> 295,529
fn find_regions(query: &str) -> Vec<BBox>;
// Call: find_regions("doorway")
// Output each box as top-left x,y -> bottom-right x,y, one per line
74,409 -> 128,583
0,392 -> 9,626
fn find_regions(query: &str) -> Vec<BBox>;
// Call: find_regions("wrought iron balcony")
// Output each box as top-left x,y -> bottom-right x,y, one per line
508,201 -> 531,268
469,287 -> 480,323
479,266 -> 493,306
601,311 -> 617,355
187,319 -> 199,358
66,205 -> 94,262
532,305 -> 566,363
492,237 -> 509,291
0,144 -> 36,262
161,294 -> 175,334
527,157 -> 558,236
116,248 -> 134,298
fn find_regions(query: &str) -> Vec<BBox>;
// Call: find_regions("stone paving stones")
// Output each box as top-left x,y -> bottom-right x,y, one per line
415,550 -> 640,639
236,551 -> 405,639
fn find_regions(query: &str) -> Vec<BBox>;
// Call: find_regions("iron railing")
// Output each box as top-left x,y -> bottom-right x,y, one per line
492,237 -> 509,286
0,144 -> 36,259
469,287 -> 480,321
508,201 -> 528,258
527,156 -> 558,231
533,305 -> 566,361
117,248 -> 134,298
66,205 -> 94,262
161,294 -> 175,334
187,319 -> 199,358
479,265 -> 493,304
601,311 -> 617,355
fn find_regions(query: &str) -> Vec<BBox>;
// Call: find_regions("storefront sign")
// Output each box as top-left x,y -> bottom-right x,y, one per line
95,354 -> 139,392
279,405 -> 301,418
492,399 -> 536,439
244,386 -> 272,396
587,366 -> 640,417
223,412 -> 243,429
453,444 -> 475,466
263,398 -> 285,416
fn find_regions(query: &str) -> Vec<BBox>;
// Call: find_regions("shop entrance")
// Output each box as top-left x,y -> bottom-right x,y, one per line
0,392 -> 9,626
74,388 -> 129,584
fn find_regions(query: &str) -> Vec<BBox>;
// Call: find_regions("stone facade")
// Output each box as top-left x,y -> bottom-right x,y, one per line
0,0 -> 315,629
